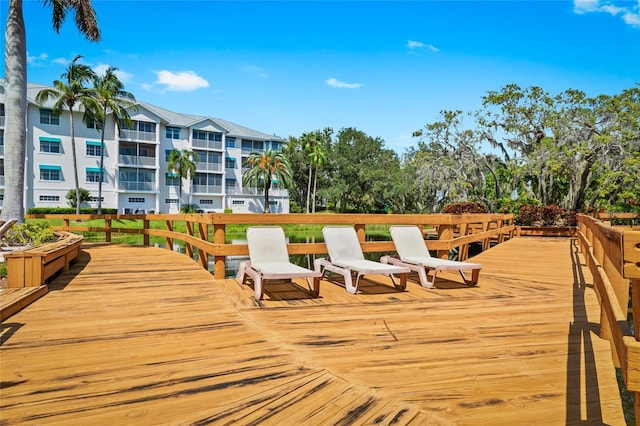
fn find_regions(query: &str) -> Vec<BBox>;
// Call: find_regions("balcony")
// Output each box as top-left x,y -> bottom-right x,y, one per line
195,162 -> 223,172
191,184 -> 223,194
192,139 -> 223,150
0,116 -> 4,127
118,155 -> 156,167
119,181 -> 155,191
120,129 -> 156,142
226,187 -> 288,197
0,175 -> 4,186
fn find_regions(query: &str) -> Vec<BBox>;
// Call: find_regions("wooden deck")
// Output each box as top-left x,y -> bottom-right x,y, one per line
0,238 -> 624,425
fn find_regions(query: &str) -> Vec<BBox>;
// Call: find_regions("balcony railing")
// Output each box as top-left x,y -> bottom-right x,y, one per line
120,129 -> 156,142
191,184 -> 223,194
0,116 -> 5,127
192,139 -> 223,150
119,181 -> 155,191
118,155 -> 156,167
225,187 -> 288,197
0,145 -> 4,156
195,162 -> 223,172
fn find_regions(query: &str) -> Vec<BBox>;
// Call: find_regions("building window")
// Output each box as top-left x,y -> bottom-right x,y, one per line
166,126 -> 180,139
225,137 -> 236,148
200,199 -> 213,205
86,141 -> 103,157
193,130 -> 222,141
225,157 -> 236,169
39,165 -> 62,181
39,195 -> 60,202
225,179 -> 236,191
128,197 -> 145,203
39,109 -> 60,125
0,103 -> 4,117
232,200 -> 245,205
86,118 -> 100,129
90,196 -> 104,202
86,168 -> 107,183
165,173 -> 180,186
39,137 -> 62,153
165,198 -> 179,204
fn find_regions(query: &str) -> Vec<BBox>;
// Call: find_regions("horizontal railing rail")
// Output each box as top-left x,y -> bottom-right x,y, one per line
576,213 -> 640,420
25,213 -> 515,279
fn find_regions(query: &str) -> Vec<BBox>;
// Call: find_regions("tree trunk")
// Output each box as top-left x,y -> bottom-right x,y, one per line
306,166 -> 312,213
69,110 -> 82,214
312,165 -> 318,213
264,181 -> 271,213
1,0 -> 27,223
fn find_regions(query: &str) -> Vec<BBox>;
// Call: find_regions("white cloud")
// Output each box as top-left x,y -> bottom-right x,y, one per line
325,77 -> 362,89
52,57 -> 69,66
407,40 -> 439,53
245,65 -> 269,78
407,40 -> 427,49
94,64 -> 134,83
573,0 -> 640,28
155,70 -> 209,92
26,52 -> 48,66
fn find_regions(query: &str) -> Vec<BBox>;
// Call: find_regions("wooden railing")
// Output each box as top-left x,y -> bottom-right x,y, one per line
576,213 -> 640,421
26,213 -> 515,279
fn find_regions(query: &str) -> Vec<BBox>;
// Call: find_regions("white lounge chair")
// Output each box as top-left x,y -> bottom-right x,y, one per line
316,226 -> 410,294
381,225 -> 482,288
236,226 -> 321,300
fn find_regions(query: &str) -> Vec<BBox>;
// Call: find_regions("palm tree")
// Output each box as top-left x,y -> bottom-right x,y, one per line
1,0 -> 100,223
167,148 -> 198,212
308,143 -> 327,213
242,149 -> 293,213
90,67 -> 137,214
36,55 -> 97,214
300,132 -> 316,213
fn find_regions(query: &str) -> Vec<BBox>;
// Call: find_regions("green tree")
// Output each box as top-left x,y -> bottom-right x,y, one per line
36,55 -> 98,215
167,149 -> 198,212
242,149 -> 293,213
325,128 -> 399,212
66,188 -> 91,208
308,142 -> 327,213
89,66 -> 137,214
1,0 -> 100,223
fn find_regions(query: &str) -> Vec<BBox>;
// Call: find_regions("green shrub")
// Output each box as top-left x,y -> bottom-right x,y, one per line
223,208 -> 233,213
180,204 -> 199,213
66,188 -> 92,207
1,222 -> 56,247
0,262 -> 7,278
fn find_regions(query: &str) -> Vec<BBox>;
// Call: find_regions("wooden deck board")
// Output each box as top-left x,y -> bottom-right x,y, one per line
0,238 -> 625,425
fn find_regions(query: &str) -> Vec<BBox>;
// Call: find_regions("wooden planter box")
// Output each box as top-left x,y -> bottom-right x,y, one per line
4,232 -> 83,288
516,226 -> 576,237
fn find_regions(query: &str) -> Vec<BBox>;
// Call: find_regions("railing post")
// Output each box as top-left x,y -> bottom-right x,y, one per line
105,217 -> 112,243
213,223 -> 226,279
437,224 -> 454,259
354,224 -> 366,243
165,220 -> 173,251
143,218 -> 150,246
185,220 -> 194,258
197,222 -> 208,270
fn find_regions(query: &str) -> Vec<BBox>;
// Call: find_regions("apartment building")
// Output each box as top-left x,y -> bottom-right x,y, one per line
0,82 -> 290,214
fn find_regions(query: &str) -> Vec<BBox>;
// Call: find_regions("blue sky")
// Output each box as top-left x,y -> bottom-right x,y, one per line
3,0 -> 639,153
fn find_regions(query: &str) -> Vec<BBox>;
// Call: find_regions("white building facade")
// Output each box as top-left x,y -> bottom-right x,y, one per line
0,82 -> 290,214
